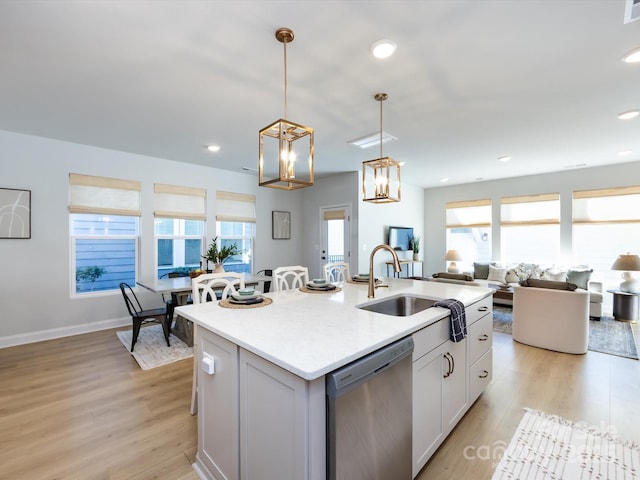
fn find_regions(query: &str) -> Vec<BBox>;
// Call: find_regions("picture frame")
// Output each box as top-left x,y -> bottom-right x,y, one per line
272,210 -> 291,240
0,188 -> 31,239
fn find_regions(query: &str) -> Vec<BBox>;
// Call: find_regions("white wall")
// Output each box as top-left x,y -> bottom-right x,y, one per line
0,130 -> 304,346
358,182 -> 425,278
422,162 -> 640,276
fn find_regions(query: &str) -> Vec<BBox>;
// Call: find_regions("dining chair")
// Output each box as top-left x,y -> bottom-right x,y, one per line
273,265 -> 309,291
163,271 -> 192,329
190,272 -> 245,415
119,282 -> 170,352
256,268 -> 273,293
323,262 -> 351,283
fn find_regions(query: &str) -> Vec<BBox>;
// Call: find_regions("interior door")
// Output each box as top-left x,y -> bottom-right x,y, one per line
320,205 -> 351,274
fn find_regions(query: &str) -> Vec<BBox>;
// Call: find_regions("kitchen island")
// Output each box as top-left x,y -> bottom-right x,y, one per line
176,277 -> 494,480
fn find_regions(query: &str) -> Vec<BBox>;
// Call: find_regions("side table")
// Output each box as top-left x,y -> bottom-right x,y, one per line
607,289 -> 639,322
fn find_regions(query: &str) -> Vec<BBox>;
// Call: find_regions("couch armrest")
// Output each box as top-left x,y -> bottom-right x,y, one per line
588,280 -> 603,293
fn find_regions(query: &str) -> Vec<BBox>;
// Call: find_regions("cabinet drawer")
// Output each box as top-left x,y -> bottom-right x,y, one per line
466,295 -> 492,326
413,318 -> 448,360
468,313 -> 493,365
469,349 -> 492,404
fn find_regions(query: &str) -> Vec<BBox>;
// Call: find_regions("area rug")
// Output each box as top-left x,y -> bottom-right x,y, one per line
492,306 -> 639,360
492,408 -> 640,479
116,324 -> 193,370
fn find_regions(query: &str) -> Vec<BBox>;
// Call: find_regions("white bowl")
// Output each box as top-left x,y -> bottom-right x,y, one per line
312,278 -> 327,285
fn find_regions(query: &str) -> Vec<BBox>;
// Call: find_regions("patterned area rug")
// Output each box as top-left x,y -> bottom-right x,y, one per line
493,306 -> 639,360
116,324 -> 193,370
493,408 -> 640,479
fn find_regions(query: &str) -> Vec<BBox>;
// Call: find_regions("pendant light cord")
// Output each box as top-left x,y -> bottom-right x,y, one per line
283,39 -> 288,119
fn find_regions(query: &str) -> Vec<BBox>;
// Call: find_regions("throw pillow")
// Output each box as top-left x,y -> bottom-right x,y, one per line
520,278 -> 578,291
487,265 -> 508,284
566,268 -> 592,290
542,268 -> 567,282
505,268 -> 520,283
432,272 -> 473,281
473,262 -> 490,280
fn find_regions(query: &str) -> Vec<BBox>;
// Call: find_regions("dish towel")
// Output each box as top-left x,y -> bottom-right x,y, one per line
434,298 -> 467,342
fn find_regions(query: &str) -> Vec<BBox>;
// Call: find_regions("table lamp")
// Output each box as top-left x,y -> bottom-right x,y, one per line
611,253 -> 640,292
445,249 -> 463,273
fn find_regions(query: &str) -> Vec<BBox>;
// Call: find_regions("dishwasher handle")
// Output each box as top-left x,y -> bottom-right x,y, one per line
326,336 -> 414,397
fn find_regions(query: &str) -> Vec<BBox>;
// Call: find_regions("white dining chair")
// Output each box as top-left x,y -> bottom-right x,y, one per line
190,272 -> 245,415
323,262 -> 350,283
273,265 -> 309,291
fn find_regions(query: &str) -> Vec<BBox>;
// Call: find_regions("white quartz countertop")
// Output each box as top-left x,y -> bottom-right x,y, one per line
176,277 -> 492,381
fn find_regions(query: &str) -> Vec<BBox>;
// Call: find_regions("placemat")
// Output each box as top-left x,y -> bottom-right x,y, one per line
219,296 -> 273,309
299,286 -> 342,294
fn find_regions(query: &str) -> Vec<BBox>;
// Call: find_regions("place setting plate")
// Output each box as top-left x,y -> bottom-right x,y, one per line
300,279 -> 341,294
219,289 -> 273,309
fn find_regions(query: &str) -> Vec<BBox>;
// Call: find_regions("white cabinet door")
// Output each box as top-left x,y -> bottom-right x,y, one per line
442,338 -> 468,435
412,341 -> 446,477
196,329 -> 240,480
239,348 -> 308,480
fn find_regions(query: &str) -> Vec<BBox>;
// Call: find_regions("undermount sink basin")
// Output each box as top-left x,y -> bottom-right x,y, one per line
357,294 -> 438,317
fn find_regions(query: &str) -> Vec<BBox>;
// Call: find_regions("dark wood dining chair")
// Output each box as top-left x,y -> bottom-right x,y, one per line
162,271 -> 193,329
119,282 -> 170,352
256,269 -> 272,293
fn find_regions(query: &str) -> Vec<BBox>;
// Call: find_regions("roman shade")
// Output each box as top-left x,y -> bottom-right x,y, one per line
323,209 -> 346,221
573,186 -> 640,224
216,191 -> 256,223
69,173 -> 141,216
154,183 -> 206,221
501,193 -> 560,226
446,199 -> 491,228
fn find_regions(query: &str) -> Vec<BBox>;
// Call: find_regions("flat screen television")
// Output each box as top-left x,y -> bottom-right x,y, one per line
388,226 -> 414,251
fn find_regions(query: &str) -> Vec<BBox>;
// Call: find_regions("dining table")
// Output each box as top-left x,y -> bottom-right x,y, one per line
136,272 -> 271,346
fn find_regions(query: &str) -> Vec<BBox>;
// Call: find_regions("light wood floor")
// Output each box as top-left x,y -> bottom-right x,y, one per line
1,325 -> 638,479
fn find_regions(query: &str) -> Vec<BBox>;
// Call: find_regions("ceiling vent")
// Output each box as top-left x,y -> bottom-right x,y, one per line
347,131 -> 398,149
625,0 -> 640,23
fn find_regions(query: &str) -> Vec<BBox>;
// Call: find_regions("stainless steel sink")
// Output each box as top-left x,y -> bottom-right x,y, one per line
357,294 -> 437,317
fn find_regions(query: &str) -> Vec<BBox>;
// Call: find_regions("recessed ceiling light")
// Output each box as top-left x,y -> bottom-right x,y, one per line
622,47 -> 640,63
347,131 -> 397,149
207,145 -> 221,152
498,155 -> 511,162
440,177 -> 449,183
617,110 -> 639,120
370,39 -> 397,59
618,150 -> 633,156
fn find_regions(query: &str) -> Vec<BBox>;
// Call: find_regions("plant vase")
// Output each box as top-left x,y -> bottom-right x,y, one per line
413,253 -> 419,261
214,263 -> 225,273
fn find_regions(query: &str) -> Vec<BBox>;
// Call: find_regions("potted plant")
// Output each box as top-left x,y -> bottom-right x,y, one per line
203,236 -> 240,273
411,237 -> 420,261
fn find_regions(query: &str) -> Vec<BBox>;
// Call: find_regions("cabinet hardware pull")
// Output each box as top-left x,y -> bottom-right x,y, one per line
449,352 -> 455,374
478,334 -> 489,341
478,306 -> 489,311
443,353 -> 452,378
479,370 -> 489,379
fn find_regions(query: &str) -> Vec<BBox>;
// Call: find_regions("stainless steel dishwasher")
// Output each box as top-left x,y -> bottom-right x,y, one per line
326,336 -> 414,480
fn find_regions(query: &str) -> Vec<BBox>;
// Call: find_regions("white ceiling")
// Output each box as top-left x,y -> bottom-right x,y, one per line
1,0 -> 639,188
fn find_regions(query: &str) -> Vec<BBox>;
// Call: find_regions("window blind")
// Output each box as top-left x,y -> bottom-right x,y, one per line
216,191 -> 256,223
323,209 -> 346,221
573,186 -> 640,224
154,183 -> 207,220
446,199 -> 491,228
69,173 -> 141,216
501,193 -> 560,226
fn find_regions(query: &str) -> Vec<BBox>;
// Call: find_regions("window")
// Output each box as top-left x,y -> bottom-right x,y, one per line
69,173 -> 141,295
216,191 -> 256,274
573,186 -> 640,291
446,199 -> 491,266
154,184 -> 206,278
500,193 -> 560,264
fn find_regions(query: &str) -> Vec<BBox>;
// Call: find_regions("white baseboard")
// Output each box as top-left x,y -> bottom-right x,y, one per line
0,316 -> 131,349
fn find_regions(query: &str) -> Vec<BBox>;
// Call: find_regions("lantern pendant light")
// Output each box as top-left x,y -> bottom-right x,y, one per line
259,27 -> 314,190
362,93 -> 401,203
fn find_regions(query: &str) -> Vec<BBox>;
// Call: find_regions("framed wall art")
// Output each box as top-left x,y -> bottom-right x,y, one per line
272,210 -> 291,239
0,188 -> 31,239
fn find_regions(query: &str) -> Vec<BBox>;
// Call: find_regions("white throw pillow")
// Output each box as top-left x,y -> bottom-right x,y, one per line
505,268 -> 520,283
487,265 -> 508,284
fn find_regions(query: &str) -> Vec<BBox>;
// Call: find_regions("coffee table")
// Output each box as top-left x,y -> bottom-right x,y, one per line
489,284 -> 514,303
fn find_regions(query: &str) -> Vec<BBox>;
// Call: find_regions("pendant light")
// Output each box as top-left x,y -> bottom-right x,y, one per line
259,27 -> 314,190
362,93 -> 401,203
